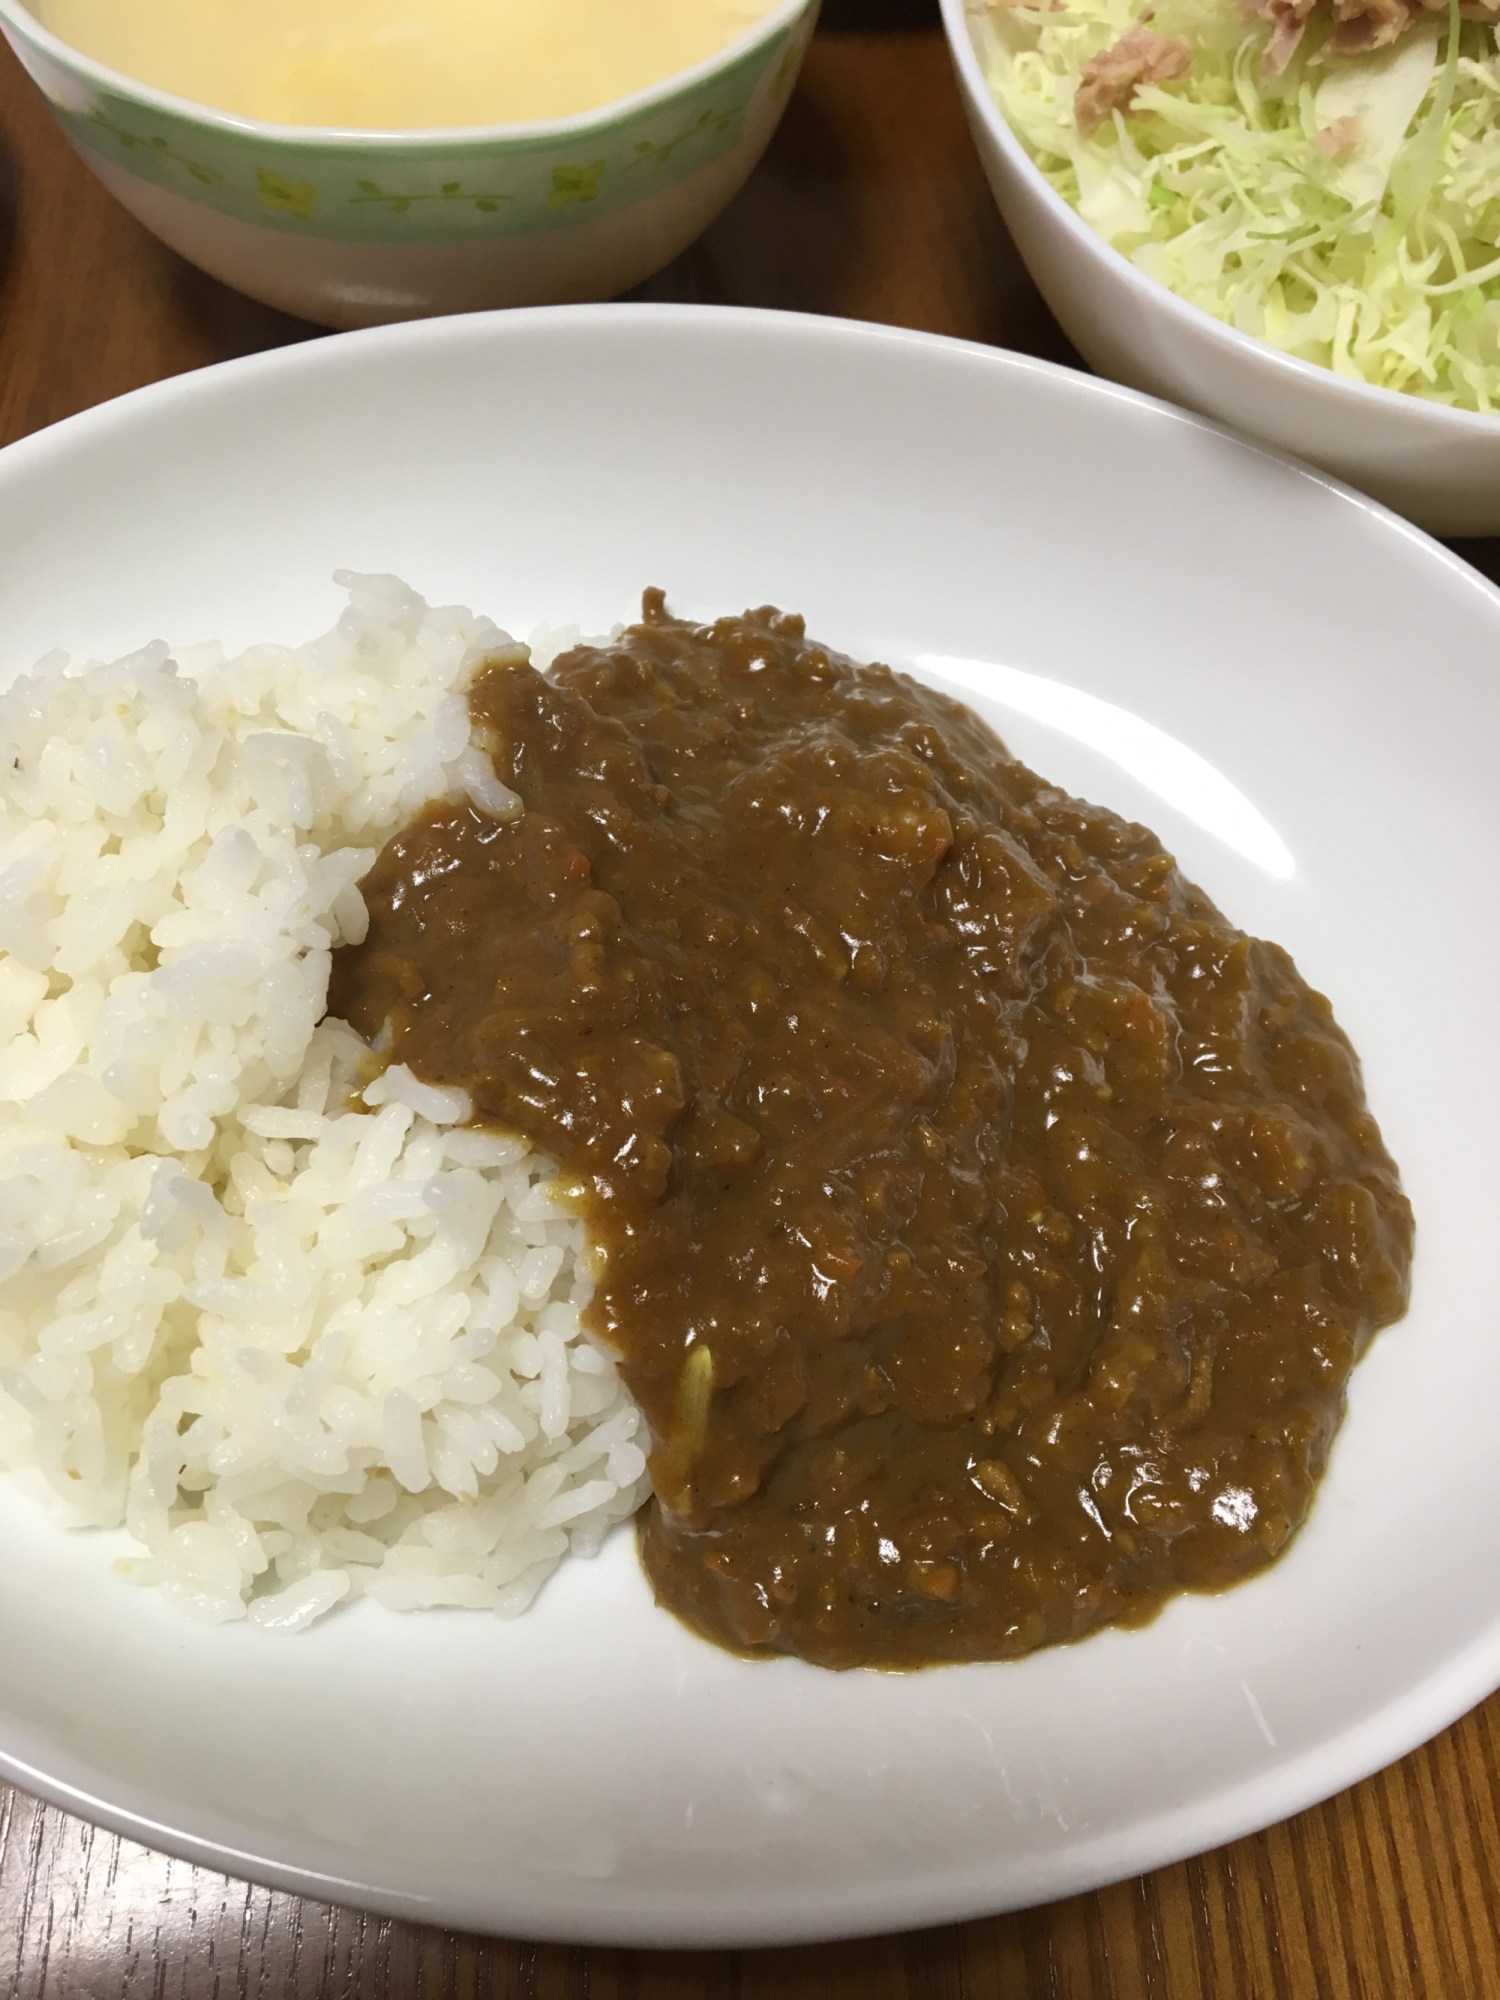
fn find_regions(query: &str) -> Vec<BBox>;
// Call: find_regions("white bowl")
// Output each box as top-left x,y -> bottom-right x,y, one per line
0,0 -> 816,327
940,0 -> 1500,536
1,307 -> 1499,1946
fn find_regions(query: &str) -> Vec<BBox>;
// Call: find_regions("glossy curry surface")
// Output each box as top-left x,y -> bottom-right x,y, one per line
330,597 -> 1412,1668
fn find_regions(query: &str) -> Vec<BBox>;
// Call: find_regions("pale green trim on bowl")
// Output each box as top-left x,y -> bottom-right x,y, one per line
47,30 -> 795,241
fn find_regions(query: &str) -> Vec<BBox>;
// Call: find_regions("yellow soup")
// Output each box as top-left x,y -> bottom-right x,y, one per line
35,0 -> 783,129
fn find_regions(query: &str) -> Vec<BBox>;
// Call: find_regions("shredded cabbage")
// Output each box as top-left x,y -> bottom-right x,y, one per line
975,0 -> 1500,409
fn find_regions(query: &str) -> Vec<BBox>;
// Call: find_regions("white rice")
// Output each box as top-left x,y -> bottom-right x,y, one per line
0,573 -> 648,1630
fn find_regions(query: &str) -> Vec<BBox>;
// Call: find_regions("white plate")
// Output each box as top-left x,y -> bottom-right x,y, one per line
0,305 -> 1496,1949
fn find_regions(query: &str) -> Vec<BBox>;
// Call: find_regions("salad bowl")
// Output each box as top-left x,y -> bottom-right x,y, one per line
942,0 -> 1500,535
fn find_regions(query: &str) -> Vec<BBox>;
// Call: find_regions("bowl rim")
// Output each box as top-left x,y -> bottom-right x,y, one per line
0,0 -> 812,151
938,0 -> 1500,438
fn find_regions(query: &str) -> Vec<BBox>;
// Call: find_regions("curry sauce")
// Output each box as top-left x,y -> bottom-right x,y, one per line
329,596 -> 1413,1669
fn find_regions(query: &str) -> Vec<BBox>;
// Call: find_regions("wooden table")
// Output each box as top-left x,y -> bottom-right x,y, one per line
1,5 -> 1498,1993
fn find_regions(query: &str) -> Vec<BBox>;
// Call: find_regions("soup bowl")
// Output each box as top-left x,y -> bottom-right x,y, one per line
0,0 -> 817,327
940,0 -> 1500,535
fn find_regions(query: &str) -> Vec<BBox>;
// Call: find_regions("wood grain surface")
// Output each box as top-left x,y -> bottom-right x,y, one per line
1,5 -> 1498,1994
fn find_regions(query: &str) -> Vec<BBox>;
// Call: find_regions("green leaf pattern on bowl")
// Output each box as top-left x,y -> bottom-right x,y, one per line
89,106 -> 221,185
256,167 -> 318,219
350,176 -> 515,215
547,159 -> 606,207
626,106 -> 734,170
45,22 -> 807,242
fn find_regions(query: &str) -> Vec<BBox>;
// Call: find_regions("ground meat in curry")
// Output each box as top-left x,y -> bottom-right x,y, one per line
329,595 -> 1413,1670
